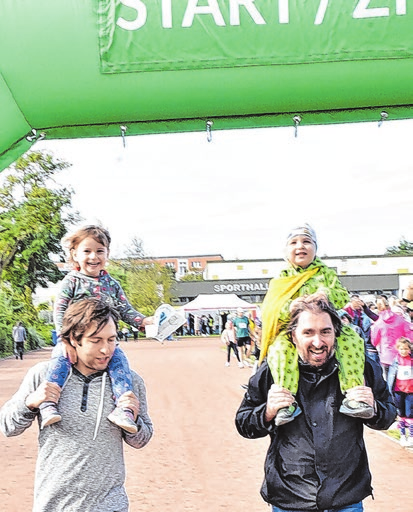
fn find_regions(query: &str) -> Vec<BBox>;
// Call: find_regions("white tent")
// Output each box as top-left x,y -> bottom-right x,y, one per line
179,294 -> 257,313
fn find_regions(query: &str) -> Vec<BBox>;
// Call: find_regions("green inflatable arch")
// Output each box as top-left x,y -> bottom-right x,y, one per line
1,0 -> 413,171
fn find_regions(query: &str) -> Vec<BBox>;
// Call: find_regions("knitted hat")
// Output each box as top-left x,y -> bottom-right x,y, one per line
286,223 -> 317,249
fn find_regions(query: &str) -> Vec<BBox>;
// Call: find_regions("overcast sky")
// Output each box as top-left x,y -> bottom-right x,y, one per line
35,118 -> 413,261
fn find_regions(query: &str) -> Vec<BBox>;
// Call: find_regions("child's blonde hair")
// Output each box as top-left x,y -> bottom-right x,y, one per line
63,225 -> 111,266
396,337 -> 412,351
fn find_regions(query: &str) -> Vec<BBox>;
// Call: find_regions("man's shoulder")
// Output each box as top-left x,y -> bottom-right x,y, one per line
130,369 -> 146,386
364,354 -> 385,382
99,271 -> 121,287
31,360 -> 50,375
20,360 -> 50,387
60,270 -> 83,286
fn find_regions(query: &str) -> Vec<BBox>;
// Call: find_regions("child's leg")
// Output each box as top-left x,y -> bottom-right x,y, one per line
231,343 -> 243,367
267,332 -> 301,426
336,326 -> 374,419
405,392 -> 413,421
107,346 -> 133,402
398,417 -> 406,436
232,343 -> 241,363
40,342 -> 71,429
267,332 -> 299,394
407,418 -> 413,438
396,398 -> 408,445
335,326 -> 365,392
107,346 -> 137,434
404,393 -> 413,445
46,342 -> 72,387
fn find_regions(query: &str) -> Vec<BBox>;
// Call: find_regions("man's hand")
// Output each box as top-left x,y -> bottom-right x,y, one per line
118,391 -> 140,421
25,382 -> 62,411
265,385 -> 295,423
345,385 -> 375,409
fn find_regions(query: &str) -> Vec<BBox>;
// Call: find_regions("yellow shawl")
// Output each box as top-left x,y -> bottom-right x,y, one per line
259,267 -> 318,364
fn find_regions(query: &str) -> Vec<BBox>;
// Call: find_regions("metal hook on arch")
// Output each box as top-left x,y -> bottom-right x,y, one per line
293,115 -> 302,138
206,120 -> 213,142
378,111 -> 388,128
25,128 -> 46,142
120,125 -> 127,147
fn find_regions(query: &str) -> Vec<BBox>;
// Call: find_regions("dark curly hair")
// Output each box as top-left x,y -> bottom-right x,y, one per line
287,292 -> 342,340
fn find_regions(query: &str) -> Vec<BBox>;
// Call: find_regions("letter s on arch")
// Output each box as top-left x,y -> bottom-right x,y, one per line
117,0 -> 147,30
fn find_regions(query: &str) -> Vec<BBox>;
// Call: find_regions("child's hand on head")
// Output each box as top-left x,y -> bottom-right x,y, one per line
62,343 -> 78,364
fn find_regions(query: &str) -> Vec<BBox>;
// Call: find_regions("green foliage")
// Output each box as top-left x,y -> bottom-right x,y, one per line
386,238 -> 413,255
0,284 -> 53,356
27,326 -> 47,350
0,325 -> 9,355
0,151 -> 77,357
180,271 -> 204,282
108,237 -> 177,315
0,151 -> 78,292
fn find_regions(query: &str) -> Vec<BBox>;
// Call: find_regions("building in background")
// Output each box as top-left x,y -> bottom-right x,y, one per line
193,254 -> 413,306
151,254 -> 223,280
34,253 -> 413,310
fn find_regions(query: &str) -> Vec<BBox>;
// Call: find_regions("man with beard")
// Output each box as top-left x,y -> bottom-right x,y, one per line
235,293 -> 396,512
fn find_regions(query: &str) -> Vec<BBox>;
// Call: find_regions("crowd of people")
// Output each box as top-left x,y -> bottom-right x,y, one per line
175,312 -> 225,336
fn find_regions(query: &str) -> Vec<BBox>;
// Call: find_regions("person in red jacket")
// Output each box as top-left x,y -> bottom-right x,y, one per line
387,337 -> 413,447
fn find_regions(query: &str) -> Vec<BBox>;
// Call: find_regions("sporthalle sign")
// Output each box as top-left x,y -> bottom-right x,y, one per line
99,0 -> 411,73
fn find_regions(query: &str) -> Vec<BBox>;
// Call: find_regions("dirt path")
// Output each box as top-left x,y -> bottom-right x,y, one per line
0,338 -> 411,511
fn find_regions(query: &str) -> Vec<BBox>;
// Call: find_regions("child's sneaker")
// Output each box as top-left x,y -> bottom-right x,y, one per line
275,403 -> 302,426
339,398 -> 374,419
40,403 -> 62,429
108,407 -> 137,434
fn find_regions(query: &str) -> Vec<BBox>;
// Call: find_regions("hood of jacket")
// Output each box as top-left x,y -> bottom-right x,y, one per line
380,309 -> 401,324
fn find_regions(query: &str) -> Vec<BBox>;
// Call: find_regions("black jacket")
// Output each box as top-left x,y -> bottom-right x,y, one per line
235,356 -> 396,511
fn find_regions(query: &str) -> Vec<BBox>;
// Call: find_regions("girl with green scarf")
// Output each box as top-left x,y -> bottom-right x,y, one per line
260,224 -> 373,426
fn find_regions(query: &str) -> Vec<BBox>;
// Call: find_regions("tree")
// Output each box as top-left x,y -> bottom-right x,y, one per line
0,151 -> 78,292
179,269 -> 204,282
386,238 -> 413,256
108,237 -> 176,316
0,151 -> 78,356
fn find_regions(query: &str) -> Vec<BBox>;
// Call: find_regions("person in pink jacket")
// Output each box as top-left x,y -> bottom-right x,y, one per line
371,297 -> 413,380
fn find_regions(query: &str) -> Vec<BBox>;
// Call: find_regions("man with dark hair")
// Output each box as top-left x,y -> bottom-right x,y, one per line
0,297 -> 153,512
236,293 -> 396,512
